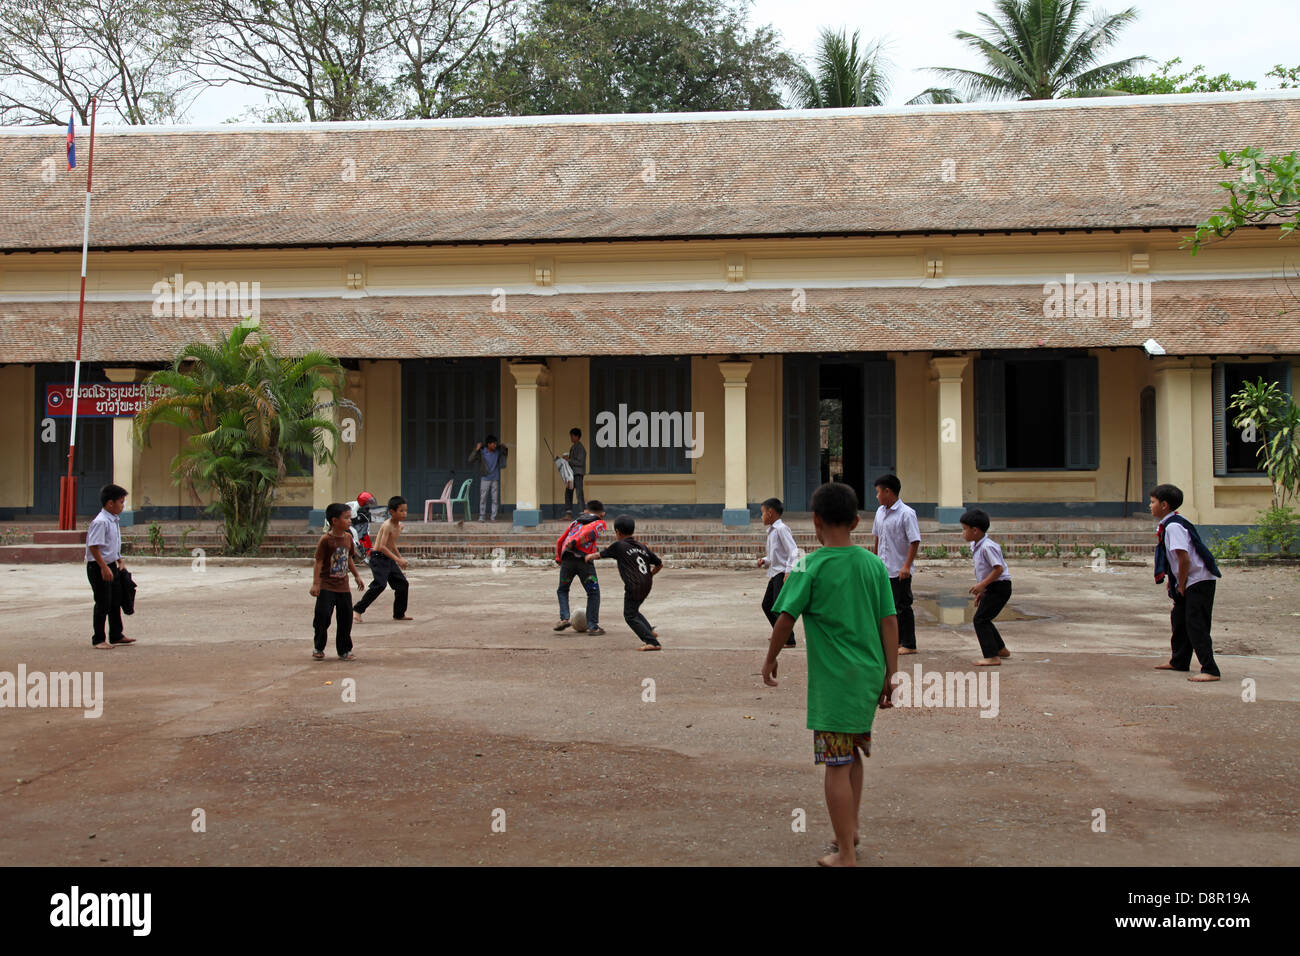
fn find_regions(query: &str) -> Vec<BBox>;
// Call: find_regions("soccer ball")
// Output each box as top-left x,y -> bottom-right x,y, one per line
571,609 -> 588,632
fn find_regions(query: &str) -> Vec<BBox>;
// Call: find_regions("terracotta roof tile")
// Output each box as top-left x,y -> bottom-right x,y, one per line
3,280 -> 1293,361
3,94 -> 1299,250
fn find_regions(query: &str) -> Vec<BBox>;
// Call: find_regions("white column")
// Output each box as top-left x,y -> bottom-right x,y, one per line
719,360 -> 752,526
510,362 -> 546,527
929,355 -> 970,524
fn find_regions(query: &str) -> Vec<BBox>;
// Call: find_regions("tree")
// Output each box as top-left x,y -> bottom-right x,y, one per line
1186,148 -> 1299,251
183,0 -> 517,121
1107,57 -> 1256,95
0,0 -> 197,125
454,0 -> 801,116
135,324 -> 358,555
1230,379 -> 1300,512
927,0 -> 1150,101
791,28 -> 890,108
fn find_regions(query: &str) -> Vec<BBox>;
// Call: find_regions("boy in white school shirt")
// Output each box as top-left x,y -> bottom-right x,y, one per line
959,508 -> 1012,666
85,483 -> 135,649
757,497 -> 799,647
1149,483 -> 1222,682
871,474 -> 921,654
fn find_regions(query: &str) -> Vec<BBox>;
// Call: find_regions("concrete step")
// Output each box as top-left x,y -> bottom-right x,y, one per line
32,530 -> 86,544
0,544 -> 86,564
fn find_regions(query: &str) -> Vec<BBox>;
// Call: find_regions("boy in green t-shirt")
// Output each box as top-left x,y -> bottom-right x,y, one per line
763,482 -> 899,867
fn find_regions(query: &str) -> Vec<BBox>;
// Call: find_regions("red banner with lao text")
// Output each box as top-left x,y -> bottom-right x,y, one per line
45,383 -> 166,418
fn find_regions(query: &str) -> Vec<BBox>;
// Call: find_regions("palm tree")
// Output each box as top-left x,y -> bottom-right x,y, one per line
135,323 -> 358,554
793,28 -> 891,108
927,0 -> 1150,101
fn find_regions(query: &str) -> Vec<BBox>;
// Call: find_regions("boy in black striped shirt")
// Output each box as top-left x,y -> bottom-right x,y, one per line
586,515 -> 663,650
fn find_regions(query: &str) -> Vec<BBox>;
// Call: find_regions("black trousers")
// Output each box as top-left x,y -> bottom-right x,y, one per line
1169,579 -> 1219,676
557,555 -> 599,625
86,561 -> 125,646
890,576 -> 916,649
973,580 -> 1012,659
623,590 -> 658,645
564,475 -> 586,514
313,590 -> 354,656
354,554 -> 409,618
761,572 -> 786,625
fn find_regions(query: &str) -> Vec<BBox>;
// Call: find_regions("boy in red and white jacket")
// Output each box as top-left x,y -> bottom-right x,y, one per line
553,501 -> 607,635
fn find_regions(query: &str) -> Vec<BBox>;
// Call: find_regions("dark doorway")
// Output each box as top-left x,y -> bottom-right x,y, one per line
401,359 -> 501,512
34,365 -> 113,518
1004,359 -> 1066,468
783,356 -> 894,513
1140,386 -> 1157,496
819,363 -> 865,501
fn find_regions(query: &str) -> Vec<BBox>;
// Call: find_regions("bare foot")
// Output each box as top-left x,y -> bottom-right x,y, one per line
1153,663 -> 1184,671
353,613 -> 364,624
817,852 -> 856,867
1188,673 -> 1221,682
898,647 -> 918,655
93,642 -> 113,650
829,834 -> 860,853
997,648 -> 1011,658
973,657 -> 1001,666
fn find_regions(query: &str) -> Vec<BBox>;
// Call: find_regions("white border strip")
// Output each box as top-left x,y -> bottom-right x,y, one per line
3,90 -> 1300,137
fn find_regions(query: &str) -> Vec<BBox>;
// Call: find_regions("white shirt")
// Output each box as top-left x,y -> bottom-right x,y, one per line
85,508 -> 122,563
1160,514 -> 1215,587
872,499 -> 921,577
972,535 -> 1011,582
764,518 -> 798,577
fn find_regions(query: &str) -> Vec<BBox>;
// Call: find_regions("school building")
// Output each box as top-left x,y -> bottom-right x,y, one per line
1,91 -> 1297,529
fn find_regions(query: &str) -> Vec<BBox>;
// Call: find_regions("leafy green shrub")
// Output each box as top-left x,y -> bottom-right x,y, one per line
1246,505 -> 1300,555
148,521 -> 165,555
1207,532 -> 1245,561
921,545 -> 949,560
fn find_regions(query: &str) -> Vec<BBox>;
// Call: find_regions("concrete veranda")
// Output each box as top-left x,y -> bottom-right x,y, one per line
1,560 -> 1297,866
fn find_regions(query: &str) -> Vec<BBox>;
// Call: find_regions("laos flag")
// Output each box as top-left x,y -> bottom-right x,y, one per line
67,114 -> 75,168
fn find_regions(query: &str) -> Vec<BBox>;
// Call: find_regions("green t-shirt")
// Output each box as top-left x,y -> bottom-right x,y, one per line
771,546 -> 896,733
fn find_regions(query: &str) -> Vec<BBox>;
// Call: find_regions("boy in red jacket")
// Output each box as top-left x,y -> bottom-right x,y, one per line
554,501 -> 606,635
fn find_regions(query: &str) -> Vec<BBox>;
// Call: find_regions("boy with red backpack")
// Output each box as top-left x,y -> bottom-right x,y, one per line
554,501 -> 606,635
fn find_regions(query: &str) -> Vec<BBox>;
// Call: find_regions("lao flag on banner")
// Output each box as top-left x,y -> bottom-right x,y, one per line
67,114 -> 75,168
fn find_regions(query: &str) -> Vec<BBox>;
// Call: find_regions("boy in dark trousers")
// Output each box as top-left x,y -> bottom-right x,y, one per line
960,508 -> 1013,666
85,483 -> 134,649
586,515 -> 663,650
1150,484 -> 1222,682
554,500 -> 606,635
563,427 -> 587,518
310,502 -> 365,660
354,495 -> 412,624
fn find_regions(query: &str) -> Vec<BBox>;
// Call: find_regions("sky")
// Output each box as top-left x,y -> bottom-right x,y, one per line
185,0 -> 1299,122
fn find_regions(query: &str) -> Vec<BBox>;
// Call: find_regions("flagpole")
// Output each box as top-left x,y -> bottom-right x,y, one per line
60,97 -> 97,531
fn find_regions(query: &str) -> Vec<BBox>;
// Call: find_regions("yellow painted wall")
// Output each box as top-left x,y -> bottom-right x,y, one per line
0,365 -> 34,508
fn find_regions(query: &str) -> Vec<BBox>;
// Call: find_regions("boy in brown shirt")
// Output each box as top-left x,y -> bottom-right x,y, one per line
310,502 -> 365,660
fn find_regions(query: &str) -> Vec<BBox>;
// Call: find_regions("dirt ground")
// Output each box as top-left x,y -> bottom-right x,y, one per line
1,557 -> 1297,867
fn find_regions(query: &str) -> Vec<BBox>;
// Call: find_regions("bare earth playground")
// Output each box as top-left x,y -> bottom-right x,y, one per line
1,559 -> 1297,866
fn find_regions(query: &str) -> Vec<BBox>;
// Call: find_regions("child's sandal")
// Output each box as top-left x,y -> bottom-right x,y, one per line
311,651 -> 325,660
339,652 -> 356,660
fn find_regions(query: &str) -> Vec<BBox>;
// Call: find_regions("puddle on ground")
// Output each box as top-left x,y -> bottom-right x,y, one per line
914,593 -> 1046,626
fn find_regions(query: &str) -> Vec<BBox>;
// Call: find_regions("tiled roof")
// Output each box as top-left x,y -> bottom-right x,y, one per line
3,280 -> 1294,361
2,93 -> 1298,250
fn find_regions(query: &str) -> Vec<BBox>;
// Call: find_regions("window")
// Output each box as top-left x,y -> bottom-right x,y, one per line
589,357 -> 693,474
1214,362 -> 1293,476
976,353 -> 1098,470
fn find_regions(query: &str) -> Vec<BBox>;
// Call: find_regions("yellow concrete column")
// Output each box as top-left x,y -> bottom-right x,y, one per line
104,368 -> 144,526
310,387 -> 336,526
929,355 -> 970,524
1153,360 -> 1199,521
719,360 -> 752,526
510,362 -> 547,527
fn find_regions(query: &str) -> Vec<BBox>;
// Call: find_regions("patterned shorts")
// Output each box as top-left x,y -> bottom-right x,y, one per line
813,730 -> 872,766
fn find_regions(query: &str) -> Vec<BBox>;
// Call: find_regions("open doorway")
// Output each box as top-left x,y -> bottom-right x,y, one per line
819,363 -> 865,501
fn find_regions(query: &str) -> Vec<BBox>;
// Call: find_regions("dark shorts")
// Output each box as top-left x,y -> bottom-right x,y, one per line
813,730 -> 872,766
